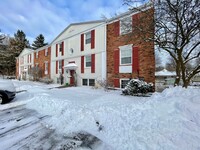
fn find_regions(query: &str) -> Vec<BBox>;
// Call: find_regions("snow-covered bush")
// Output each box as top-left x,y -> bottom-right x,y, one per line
122,79 -> 153,96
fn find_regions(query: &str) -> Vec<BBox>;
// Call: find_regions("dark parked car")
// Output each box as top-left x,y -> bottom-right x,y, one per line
0,79 -> 16,104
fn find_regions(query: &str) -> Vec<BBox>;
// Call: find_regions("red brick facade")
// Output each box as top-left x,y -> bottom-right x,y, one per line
106,10 -> 155,88
34,47 -> 51,78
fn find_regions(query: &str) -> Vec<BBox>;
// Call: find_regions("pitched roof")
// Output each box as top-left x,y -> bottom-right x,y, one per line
51,20 -> 104,44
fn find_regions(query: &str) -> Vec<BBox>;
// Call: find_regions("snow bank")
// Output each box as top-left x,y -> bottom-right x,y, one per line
27,87 -> 200,150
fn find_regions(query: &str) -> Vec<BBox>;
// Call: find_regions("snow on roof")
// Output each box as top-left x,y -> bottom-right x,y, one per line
155,69 -> 176,76
63,63 -> 78,70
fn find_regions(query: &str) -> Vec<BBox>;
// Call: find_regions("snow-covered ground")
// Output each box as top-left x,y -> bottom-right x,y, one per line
1,80 -> 200,150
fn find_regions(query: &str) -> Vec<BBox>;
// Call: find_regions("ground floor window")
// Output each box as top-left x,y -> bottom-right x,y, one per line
89,79 -> 95,86
82,78 -> 95,86
82,79 -> 88,86
120,79 -> 130,88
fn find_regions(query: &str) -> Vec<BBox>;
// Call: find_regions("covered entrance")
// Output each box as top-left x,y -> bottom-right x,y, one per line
63,62 -> 78,86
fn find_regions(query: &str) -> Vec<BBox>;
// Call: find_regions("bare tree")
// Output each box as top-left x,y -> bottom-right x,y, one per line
124,0 -> 200,87
155,52 -> 164,71
165,57 -> 176,71
30,66 -> 42,81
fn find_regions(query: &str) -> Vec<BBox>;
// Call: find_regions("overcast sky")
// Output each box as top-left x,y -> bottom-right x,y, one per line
0,0 -> 132,44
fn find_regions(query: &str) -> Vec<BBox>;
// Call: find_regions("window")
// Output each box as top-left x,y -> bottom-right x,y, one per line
85,32 -> 91,44
121,79 -> 130,88
121,48 -> 132,65
89,79 -> 95,86
59,43 -> 62,52
120,17 -> 132,35
36,52 -> 39,58
85,55 -> 91,67
82,79 -> 88,86
82,79 -> 95,86
45,49 -> 48,56
44,62 -> 48,75
59,60 -> 62,70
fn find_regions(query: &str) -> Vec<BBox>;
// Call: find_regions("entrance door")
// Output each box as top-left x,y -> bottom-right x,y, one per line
70,70 -> 75,85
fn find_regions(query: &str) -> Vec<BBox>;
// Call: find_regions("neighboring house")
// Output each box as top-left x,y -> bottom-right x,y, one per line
106,7 -> 155,88
155,69 -> 176,91
16,48 -> 34,80
50,20 -> 106,86
33,45 -> 51,79
155,69 -> 176,84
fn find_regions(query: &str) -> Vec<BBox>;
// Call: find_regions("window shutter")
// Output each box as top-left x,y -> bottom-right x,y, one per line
62,59 -> 64,74
91,30 -> 95,49
132,46 -> 139,73
114,78 -> 120,88
81,56 -> 84,73
114,48 -> 119,73
56,61 -> 58,74
91,54 -> 95,73
56,44 -> 58,57
30,54 -> 31,63
114,21 -> 120,36
62,41 -> 64,56
132,14 -> 139,31
27,55 -> 29,63
81,34 -> 84,51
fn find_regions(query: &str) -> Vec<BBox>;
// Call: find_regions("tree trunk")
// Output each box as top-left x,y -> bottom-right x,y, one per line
183,80 -> 189,88
174,61 -> 181,86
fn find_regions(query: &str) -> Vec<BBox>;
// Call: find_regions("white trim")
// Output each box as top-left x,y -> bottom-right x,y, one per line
119,44 -> 133,65
85,55 -> 91,68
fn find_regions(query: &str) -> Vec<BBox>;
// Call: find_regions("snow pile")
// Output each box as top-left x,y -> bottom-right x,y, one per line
27,87 -> 200,150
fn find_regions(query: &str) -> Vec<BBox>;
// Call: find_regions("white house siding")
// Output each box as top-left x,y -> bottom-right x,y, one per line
51,21 -> 106,86
18,48 -> 34,80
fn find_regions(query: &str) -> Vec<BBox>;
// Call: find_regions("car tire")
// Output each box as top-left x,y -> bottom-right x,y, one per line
0,92 -> 8,104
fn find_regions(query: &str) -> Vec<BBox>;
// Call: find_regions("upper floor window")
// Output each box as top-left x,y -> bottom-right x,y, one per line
45,49 -> 48,56
85,55 -> 91,67
59,43 -> 63,52
120,17 -> 132,35
85,32 -> 91,44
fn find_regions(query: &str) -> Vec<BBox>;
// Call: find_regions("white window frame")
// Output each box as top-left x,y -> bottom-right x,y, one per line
35,63 -> 39,68
59,60 -> 62,72
120,78 -> 130,89
36,52 -> 39,59
85,32 -> 91,44
45,49 -> 48,56
82,78 -> 95,86
120,16 -> 132,35
119,44 -> 133,65
59,43 -> 62,52
85,55 -> 91,68
44,61 -> 48,75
